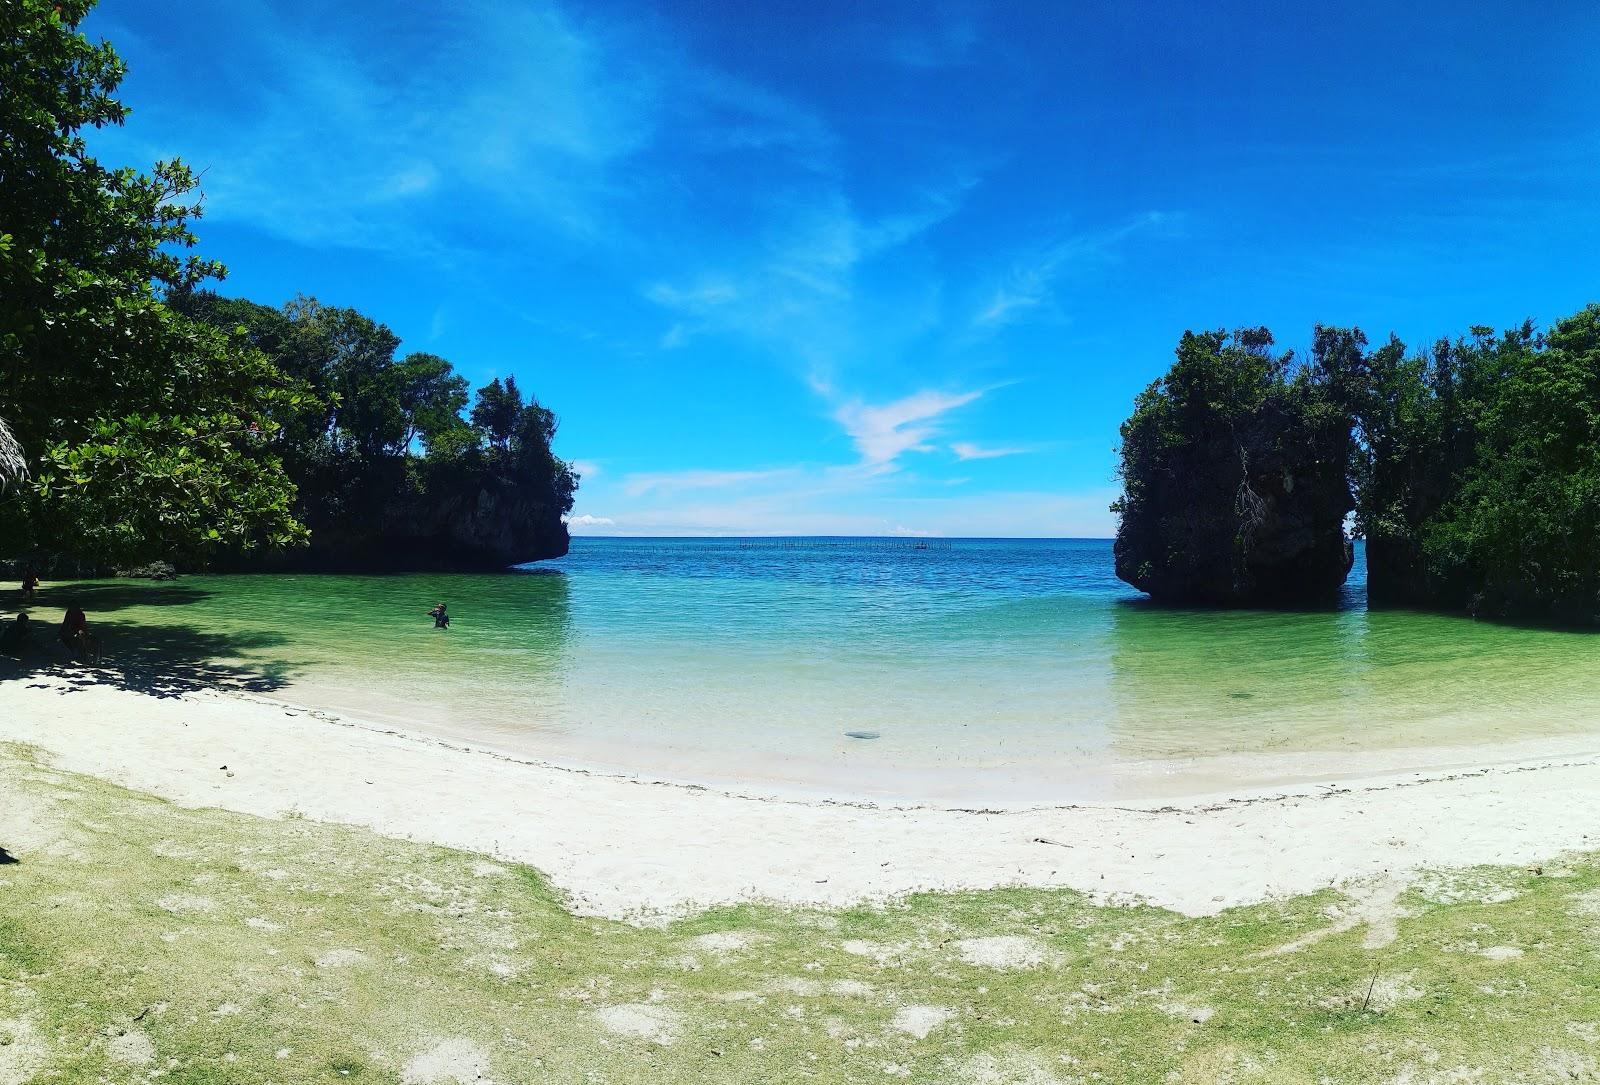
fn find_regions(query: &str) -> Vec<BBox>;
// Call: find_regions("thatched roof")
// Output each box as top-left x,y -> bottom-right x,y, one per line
0,415 -> 25,489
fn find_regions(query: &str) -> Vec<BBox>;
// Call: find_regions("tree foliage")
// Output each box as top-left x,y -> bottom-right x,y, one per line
1354,308 -> 1600,623
0,0 -> 307,567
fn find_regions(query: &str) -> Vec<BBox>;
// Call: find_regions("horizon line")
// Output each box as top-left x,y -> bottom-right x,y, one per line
565,533 -> 1119,541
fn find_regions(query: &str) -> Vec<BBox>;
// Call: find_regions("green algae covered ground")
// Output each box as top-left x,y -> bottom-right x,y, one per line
3,743 -> 1600,1084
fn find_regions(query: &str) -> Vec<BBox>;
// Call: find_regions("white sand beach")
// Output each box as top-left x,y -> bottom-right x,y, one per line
4,672 -> 1599,921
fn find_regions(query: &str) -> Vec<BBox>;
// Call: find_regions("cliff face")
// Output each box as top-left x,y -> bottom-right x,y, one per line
217,458 -> 572,573
1115,399 -> 1355,607
287,483 -> 570,572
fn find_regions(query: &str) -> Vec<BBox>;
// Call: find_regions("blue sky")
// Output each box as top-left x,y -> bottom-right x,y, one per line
87,0 -> 1600,536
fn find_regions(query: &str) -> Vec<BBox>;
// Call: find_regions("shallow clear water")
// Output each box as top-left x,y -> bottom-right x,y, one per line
54,538 -> 1600,803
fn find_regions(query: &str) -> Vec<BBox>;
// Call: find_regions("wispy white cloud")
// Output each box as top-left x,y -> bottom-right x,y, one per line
260,9 -> 628,244
641,171 -> 982,386
622,468 -> 795,498
94,0 -> 1006,400
975,288 -> 1044,326
951,441 -> 1028,461
90,0 -> 842,261
86,0 -> 1137,542
973,211 -> 1175,329
569,460 -> 602,480
833,389 -> 983,469
645,281 -> 739,310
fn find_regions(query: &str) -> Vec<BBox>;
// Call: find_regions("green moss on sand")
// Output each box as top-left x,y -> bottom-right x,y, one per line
2,744 -> 1598,1083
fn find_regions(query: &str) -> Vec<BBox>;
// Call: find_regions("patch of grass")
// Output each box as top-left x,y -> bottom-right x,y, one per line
2,745 -> 1599,1083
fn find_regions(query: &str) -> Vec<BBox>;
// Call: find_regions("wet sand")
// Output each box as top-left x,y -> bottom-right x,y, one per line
4,672 -> 1599,921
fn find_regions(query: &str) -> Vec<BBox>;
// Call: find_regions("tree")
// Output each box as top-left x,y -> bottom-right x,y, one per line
1342,314 -> 1600,621
393,353 -> 470,454
471,376 -> 524,452
0,0 -> 307,567
1348,330 -> 1486,608
1120,305 -> 1600,624
284,298 -> 406,460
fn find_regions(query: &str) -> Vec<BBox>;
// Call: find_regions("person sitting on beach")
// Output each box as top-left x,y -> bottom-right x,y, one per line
59,603 -> 98,661
0,612 -> 30,655
428,602 -> 450,629
20,569 -> 39,601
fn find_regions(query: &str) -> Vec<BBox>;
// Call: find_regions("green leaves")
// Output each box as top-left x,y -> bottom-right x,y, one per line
0,0 -> 309,567
1419,308 -> 1600,623
32,410 -> 308,566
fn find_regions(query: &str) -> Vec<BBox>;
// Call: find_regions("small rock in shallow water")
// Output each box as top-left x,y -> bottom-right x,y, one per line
844,731 -> 880,740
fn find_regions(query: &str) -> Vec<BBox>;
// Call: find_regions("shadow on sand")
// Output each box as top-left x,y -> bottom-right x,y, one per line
2,578 -> 302,698
0,621 -> 301,699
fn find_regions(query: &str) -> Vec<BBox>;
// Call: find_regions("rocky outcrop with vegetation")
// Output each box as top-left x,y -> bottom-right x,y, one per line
1117,306 -> 1600,625
1113,328 -> 1355,606
174,293 -> 576,572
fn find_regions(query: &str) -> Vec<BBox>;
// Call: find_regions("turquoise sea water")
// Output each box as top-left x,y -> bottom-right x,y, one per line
55,537 -> 1600,803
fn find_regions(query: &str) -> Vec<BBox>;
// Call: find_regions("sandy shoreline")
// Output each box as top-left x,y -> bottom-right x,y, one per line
4,671 -> 1600,921
276,671 -> 1600,809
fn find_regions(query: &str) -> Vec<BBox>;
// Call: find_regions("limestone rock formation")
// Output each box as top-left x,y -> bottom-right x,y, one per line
1113,328 -> 1355,607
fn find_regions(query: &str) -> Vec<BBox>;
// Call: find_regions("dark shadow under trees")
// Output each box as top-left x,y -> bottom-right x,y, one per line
0,620 -> 301,699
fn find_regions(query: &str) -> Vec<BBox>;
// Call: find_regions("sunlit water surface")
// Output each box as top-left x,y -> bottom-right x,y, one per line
67,538 -> 1600,803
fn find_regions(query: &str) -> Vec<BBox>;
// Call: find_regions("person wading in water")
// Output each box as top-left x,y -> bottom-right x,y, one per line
428,602 -> 450,629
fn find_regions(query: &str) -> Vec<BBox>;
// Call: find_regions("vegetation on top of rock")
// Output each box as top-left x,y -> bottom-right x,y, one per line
1116,304 -> 1600,625
171,292 -> 576,571
1112,327 -> 1355,606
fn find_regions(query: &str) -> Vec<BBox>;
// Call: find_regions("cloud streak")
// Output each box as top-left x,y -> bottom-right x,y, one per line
640,171 -> 981,381
622,468 -> 795,498
82,0 -> 1189,541
951,441 -> 1028,461
91,0 -> 839,262
973,211 -> 1176,329
834,389 -> 983,469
